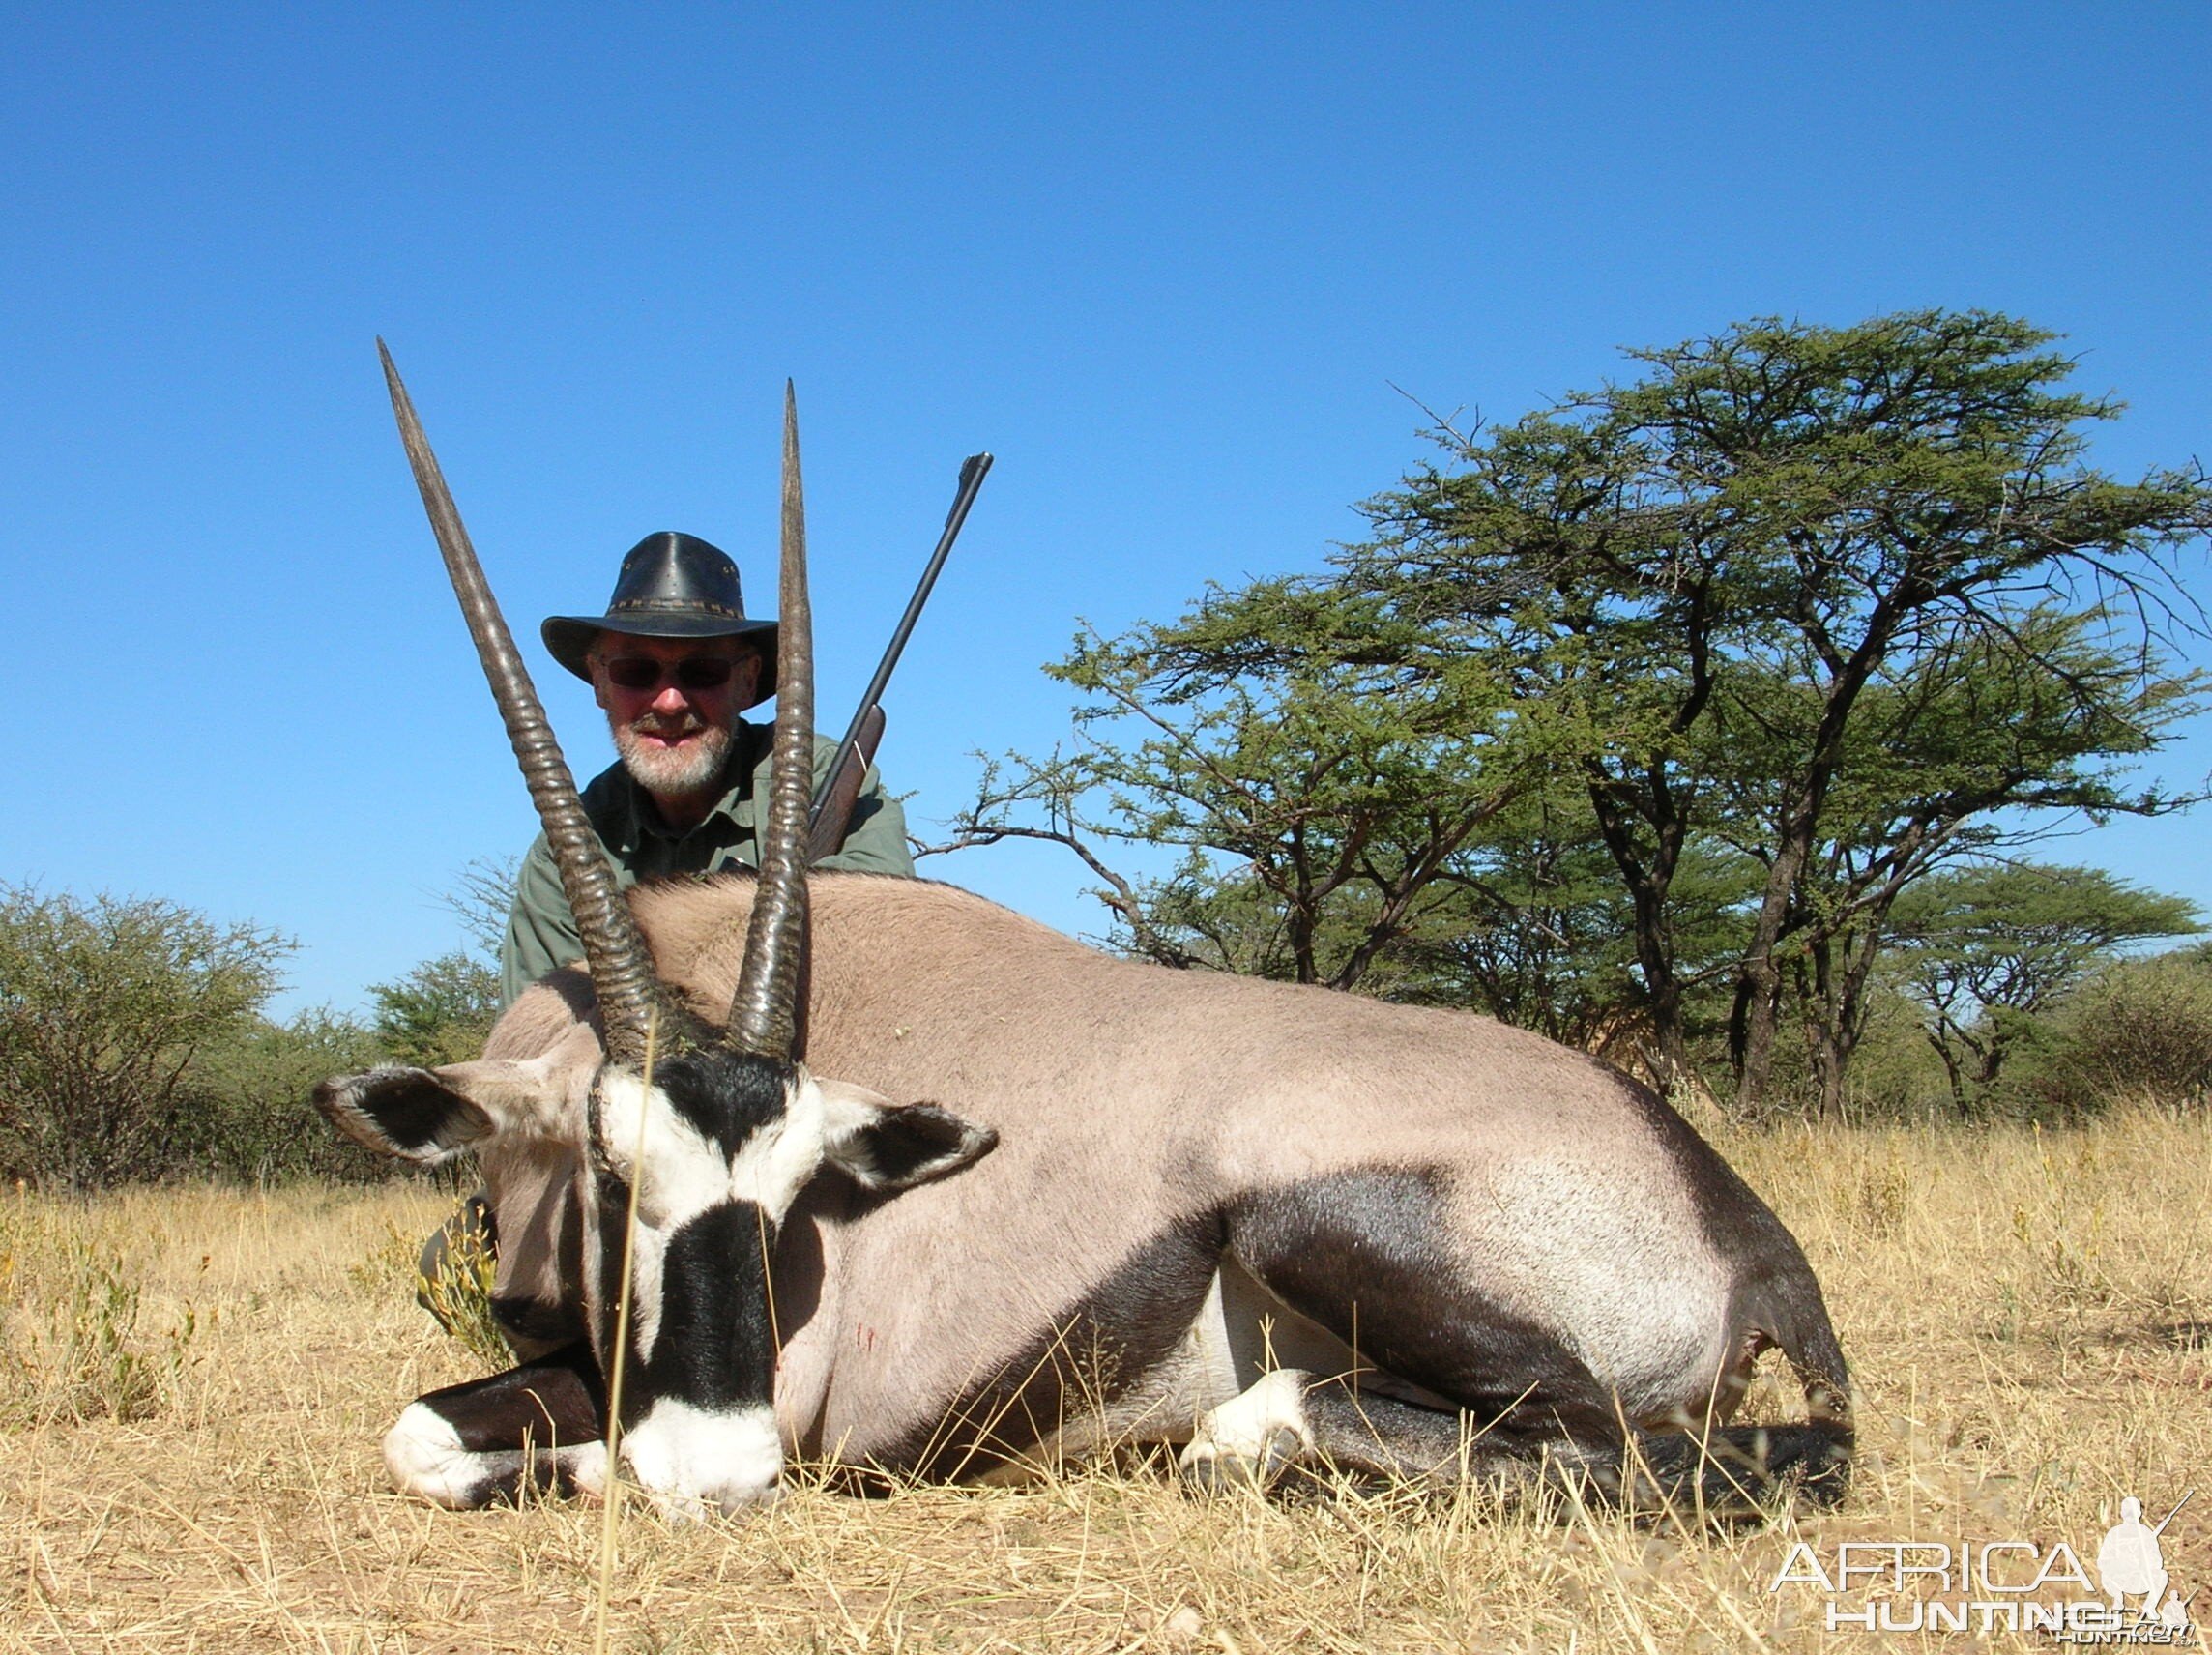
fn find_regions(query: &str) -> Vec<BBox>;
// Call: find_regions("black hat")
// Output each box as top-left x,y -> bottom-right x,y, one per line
542,532 -> 778,707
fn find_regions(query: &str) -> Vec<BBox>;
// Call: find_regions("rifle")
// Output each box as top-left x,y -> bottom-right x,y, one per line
2152,1490 -> 2194,1536
806,451 -> 994,862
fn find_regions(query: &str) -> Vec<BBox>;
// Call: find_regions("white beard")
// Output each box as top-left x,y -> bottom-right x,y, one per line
612,715 -> 737,803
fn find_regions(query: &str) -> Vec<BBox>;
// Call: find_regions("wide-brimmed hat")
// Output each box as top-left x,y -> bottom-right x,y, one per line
542,532 -> 778,707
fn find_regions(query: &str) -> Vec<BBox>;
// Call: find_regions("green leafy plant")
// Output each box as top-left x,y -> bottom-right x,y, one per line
3,1238 -> 197,1426
411,1212 -> 510,1373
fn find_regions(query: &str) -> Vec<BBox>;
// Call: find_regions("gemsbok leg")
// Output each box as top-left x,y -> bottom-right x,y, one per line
1190,1174 -> 1849,1510
382,1344 -> 608,1509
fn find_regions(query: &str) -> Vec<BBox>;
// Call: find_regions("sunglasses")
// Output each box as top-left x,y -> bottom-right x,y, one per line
599,656 -> 742,691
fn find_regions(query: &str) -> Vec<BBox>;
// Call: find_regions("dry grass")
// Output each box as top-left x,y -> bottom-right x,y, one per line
2,1110 -> 2208,1653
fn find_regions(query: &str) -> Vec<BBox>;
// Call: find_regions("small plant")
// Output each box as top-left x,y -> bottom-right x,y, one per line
4,1238 -> 197,1426
2032,1208 -> 2114,1316
348,1218 -> 422,1295
411,1207 -> 510,1373
354,1208 -> 509,1371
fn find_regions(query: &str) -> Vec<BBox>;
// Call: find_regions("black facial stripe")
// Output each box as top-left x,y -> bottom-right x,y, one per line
585,1078 -> 616,1183
627,1202 -> 779,1421
584,1048 -> 790,1177
579,1050 -> 796,1426
588,1164 -> 633,1369
589,1176 -> 778,1422
649,1048 -> 791,1160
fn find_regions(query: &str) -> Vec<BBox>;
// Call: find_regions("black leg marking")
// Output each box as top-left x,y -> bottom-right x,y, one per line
1298,1381 -> 1487,1488
1224,1173 -> 1849,1515
1227,1171 -> 1626,1459
887,1215 -> 1226,1480
385,1342 -> 608,1508
1181,1370 -> 1605,1499
1627,1421 -> 1852,1513
1186,1370 -> 1849,1518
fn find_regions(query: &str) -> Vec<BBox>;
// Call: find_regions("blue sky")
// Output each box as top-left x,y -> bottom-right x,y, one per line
3,4 -> 2207,1013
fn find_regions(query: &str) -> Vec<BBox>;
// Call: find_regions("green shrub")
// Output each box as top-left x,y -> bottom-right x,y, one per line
0,882 -> 518,1189
0,886 -> 288,1188
2023,946 -> 2212,1118
370,949 -> 500,1068
182,1007 -> 397,1183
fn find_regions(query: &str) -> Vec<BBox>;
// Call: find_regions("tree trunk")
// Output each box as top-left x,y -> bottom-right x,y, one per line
1585,775 -> 1688,1095
1926,1030 -> 1971,1118
1808,1025 -> 1847,1122
1818,919 -> 1886,1122
1731,856 -> 1807,1115
1733,593 -> 1908,1114
1644,975 -> 1689,1096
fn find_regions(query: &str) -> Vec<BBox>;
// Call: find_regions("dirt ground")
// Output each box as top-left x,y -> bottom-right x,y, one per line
3,1109 -> 2207,1653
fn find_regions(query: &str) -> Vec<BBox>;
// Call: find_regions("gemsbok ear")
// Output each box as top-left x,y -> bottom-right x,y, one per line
314,1059 -> 568,1164
814,1078 -> 998,1192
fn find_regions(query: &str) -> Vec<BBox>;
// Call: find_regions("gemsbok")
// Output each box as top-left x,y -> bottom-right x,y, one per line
317,351 -> 1851,1522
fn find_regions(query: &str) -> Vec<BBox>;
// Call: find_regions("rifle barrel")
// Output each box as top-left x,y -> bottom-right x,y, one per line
808,451 -> 994,831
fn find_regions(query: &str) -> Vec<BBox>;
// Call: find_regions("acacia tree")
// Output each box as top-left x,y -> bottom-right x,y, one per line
1885,863 -> 2198,1116
1707,606 -> 2202,1117
1339,311 -> 2209,1108
934,312 -> 2208,1115
926,586 -> 1555,992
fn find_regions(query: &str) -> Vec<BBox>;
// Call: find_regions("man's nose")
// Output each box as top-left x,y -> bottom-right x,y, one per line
648,682 -> 692,713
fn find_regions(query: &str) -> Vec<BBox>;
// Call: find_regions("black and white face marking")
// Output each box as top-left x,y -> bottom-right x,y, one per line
572,1049 -> 999,1521
312,1032 -> 996,1520
581,1046 -> 807,1520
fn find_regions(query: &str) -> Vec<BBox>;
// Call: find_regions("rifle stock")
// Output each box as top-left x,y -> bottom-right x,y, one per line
806,703 -> 886,864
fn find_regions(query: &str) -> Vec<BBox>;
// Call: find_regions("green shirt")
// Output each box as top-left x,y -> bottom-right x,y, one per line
498,721 -> 912,1007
